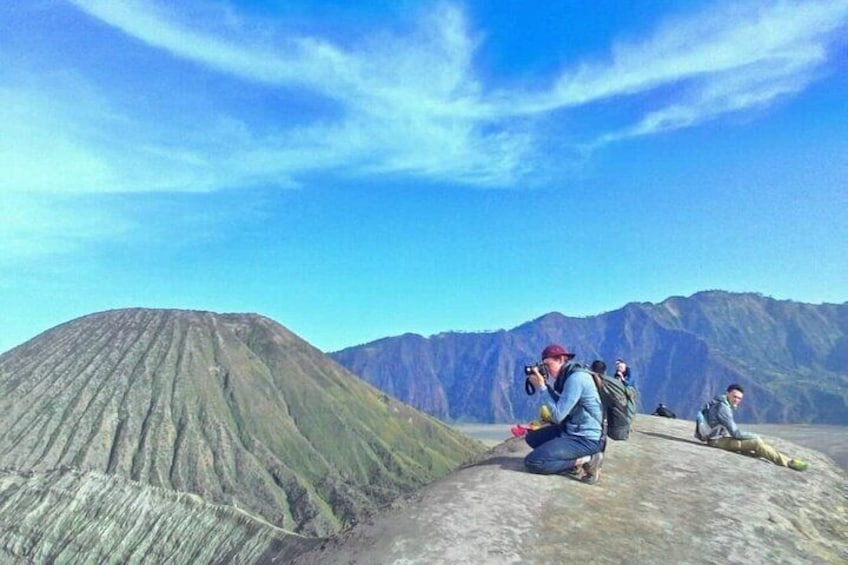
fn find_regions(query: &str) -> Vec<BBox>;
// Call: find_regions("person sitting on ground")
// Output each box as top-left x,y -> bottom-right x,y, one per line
652,403 -> 676,418
614,358 -> 636,388
523,344 -> 605,484
699,384 -> 809,471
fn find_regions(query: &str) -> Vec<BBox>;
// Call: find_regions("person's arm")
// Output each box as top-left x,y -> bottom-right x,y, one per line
541,381 -> 561,402
716,402 -> 757,440
530,369 -> 559,407
548,375 -> 581,424
625,367 -> 636,388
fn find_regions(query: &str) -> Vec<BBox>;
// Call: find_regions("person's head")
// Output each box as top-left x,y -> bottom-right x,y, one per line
590,359 -> 606,375
615,358 -> 627,373
540,344 -> 575,375
726,384 -> 744,407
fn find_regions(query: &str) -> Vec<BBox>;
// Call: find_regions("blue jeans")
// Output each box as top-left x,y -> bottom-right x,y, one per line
524,426 -> 603,475
524,424 -> 560,448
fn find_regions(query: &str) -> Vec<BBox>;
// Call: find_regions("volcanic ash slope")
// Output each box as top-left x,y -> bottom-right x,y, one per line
0,308 -> 483,553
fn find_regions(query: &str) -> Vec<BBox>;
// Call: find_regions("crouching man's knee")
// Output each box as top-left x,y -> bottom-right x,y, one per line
523,452 -> 544,474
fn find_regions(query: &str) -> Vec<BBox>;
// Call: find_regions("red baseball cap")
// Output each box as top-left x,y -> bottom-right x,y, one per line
541,344 -> 575,360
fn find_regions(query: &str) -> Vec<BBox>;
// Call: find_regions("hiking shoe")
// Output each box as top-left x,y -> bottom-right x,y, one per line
788,458 -> 809,471
564,466 -> 583,479
581,452 -> 603,485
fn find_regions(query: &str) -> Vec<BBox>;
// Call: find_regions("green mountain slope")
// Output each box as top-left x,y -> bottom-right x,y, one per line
0,309 -> 483,536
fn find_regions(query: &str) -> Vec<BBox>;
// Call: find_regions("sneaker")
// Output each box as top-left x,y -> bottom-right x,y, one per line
788,458 -> 809,471
581,452 -> 603,485
564,465 -> 583,479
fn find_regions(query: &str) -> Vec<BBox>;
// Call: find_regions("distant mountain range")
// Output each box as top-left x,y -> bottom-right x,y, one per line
0,308 -> 482,558
330,291 -> 848,425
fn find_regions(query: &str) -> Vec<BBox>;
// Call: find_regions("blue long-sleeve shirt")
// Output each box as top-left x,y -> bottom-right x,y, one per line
539,363 -> 603,440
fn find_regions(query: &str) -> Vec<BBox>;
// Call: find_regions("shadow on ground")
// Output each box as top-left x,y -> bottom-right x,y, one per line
281,416 -> 848,564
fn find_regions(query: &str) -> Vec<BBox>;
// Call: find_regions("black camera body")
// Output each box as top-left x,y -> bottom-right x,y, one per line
523,362 -> 548,377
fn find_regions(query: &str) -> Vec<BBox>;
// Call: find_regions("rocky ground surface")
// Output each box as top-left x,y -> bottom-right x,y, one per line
745,424 -> 848,472
454,421 -> 848,471
282,416 -> 847,564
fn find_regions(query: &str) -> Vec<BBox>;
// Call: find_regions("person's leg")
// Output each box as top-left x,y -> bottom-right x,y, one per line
748,438 -> 790,466
524,435 -> 600,475
524,424 -> 559,449
712,437 -> 790,467
581,451 -> 604,484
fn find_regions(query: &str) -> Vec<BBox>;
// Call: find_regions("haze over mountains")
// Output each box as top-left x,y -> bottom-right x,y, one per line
331,291 -> 848,425
0,309 -> 482,561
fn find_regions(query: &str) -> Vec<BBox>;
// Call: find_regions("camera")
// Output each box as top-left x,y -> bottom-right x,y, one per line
522,362 -> 549,396
523,362 -> 548,377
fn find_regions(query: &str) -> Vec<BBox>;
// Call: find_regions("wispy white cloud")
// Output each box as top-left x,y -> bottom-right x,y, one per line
66,1 -> 357,94
596,50 -> 825,145
60,0 -> 848,186
0,193 -> 131,264
2,0 -> 509,194
0,82 -> 115,193
1,0 -> 846,261
509,0 -> 848,144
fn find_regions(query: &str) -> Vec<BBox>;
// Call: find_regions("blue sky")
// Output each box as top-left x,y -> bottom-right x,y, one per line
1,0 -> 846,353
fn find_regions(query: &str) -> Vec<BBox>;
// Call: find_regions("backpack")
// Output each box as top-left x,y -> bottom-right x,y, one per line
694,399 -> 720,442
550,364 -> 636,442
552,364 -> 610,447
590,372 -> 637,441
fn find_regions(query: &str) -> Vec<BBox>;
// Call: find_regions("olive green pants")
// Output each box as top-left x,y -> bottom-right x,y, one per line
710,437 -> 789,467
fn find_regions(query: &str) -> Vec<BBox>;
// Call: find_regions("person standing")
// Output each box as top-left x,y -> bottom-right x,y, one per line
523,344 -> 605,484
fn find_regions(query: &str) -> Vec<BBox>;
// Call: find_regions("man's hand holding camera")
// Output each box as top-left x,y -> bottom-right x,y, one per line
523,362 -> 549,392
528,366 -> 547,390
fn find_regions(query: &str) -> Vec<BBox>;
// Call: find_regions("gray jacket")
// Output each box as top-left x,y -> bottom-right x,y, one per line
706,394 -> 757,440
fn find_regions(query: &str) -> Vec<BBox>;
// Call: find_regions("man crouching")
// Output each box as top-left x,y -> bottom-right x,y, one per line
523,344 -> 605,484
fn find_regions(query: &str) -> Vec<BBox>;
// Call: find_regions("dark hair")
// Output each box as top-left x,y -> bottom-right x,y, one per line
590,360 -> 606,374
727,383 -> 745,394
